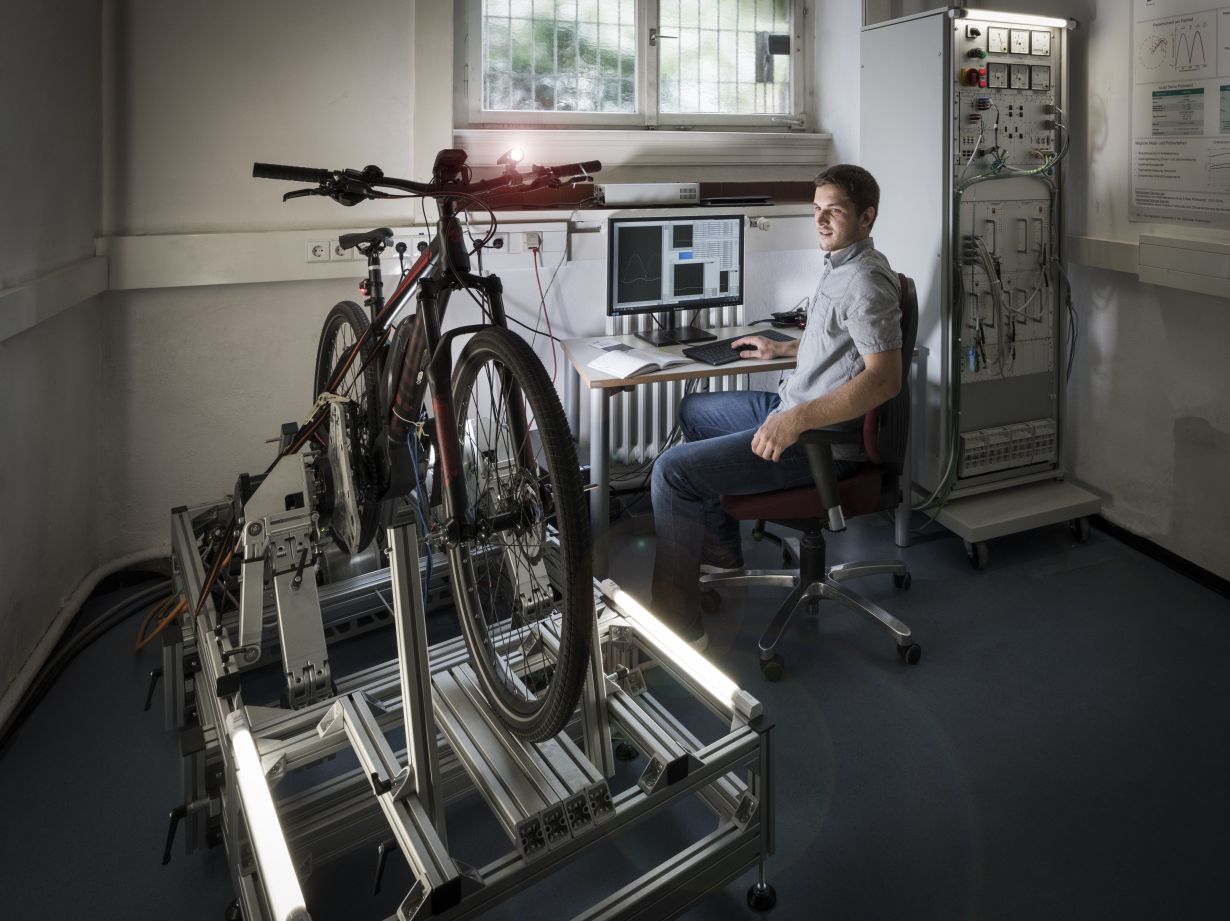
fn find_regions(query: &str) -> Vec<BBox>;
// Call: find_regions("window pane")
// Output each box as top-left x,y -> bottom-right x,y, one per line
659,0 -> 792,115
482,0 -> 635,113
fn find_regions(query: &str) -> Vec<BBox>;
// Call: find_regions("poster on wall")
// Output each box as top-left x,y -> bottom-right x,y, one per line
1131,0 -> 1230,226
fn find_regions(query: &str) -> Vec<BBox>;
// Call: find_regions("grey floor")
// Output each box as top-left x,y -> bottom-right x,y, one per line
3,509 -> 1229,921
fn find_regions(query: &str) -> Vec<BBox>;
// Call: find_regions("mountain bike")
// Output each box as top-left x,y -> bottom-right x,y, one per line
236,148 -> 600,741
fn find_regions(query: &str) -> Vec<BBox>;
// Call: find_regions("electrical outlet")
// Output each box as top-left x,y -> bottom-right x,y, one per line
306,240 -> 330,263
330,239 -> 350,261
522,231 -> 543,250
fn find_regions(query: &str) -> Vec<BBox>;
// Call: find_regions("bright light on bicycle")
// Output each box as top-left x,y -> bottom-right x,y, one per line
497,147 -> 525,166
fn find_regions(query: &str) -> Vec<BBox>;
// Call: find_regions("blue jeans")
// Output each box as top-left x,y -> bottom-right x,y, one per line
650,390 -> 859,633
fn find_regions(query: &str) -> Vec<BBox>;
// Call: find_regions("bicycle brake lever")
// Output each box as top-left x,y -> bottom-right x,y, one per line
283,188 -> 320,201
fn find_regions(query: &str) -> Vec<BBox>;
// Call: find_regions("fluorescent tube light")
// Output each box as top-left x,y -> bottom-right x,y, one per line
601,581 -> 760,721
953,9 -> 1071,28
226,711 -> 311,921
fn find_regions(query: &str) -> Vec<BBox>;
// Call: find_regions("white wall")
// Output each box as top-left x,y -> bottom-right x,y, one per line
0,1 -> 106,702
1065,4 -> 1230,577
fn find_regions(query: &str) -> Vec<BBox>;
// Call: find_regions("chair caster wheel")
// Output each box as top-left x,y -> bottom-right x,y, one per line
699,589 -> 722,614
897,643 -> 922,665
964,540 -> 989,570
747,881 -> 777,911
893,571 -> 912,590
760,653 -> 785,682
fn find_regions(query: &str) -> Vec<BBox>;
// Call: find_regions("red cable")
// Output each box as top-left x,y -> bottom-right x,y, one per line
530,247 -> 558,383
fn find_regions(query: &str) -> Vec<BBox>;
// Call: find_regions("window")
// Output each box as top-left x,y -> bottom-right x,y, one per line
462,0 -> 808,129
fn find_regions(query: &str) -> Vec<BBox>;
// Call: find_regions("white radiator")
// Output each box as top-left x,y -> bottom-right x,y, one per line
605,305 -> 747,464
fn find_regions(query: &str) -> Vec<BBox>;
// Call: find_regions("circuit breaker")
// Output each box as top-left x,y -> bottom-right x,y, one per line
860,9 -> 1070,503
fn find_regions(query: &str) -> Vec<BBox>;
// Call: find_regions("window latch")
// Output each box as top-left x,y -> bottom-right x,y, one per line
649,27 -> 676,47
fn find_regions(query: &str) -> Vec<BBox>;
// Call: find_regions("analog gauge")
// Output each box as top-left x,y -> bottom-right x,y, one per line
1030,65 -> 1051,90
1010,63 -> 1029,89
1010,29 -> 1029,54
1031,30 -> 1051,55
988,27 -> 1009,53
988,62 -> 1009,89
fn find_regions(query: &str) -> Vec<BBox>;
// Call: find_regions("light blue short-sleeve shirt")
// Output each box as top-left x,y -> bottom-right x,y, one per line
776,236 -> 901,419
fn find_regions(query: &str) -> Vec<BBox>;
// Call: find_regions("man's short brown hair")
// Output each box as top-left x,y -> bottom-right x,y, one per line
814,164 -> 881,223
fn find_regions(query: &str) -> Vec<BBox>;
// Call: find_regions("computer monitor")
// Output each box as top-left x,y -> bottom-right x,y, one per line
607,214 -> 745,346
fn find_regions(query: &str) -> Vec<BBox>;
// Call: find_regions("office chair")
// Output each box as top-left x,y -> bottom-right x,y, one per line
700,274 -> 921,681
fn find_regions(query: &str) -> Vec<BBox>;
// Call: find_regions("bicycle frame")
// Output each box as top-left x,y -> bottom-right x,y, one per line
343,197 -> 532,546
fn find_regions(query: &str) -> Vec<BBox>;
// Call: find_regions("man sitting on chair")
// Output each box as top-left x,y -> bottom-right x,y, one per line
649,164 -> 903,649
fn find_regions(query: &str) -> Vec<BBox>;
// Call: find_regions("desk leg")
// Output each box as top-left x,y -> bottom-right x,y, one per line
565,363 -> 580,440
589,386 -> 610,579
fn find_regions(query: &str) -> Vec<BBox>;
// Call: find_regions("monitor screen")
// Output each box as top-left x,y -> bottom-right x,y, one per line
607,215 -> 744,317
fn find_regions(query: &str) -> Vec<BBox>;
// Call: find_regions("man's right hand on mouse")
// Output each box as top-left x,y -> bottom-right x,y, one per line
730,335 -> 794,361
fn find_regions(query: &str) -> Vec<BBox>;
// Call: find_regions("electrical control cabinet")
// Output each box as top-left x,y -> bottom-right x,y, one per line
861,9 -> 1069,502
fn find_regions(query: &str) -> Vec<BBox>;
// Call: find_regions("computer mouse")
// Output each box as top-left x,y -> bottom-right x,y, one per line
733,342 -> 756,351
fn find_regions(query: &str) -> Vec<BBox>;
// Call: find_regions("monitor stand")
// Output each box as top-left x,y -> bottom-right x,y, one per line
634,311 -> 717,347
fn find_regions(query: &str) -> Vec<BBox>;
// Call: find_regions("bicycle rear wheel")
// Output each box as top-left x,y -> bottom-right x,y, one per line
314,300 -> 382,554
446,327 -> 592,742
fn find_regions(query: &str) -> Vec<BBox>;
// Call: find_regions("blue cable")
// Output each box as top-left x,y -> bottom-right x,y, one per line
407,428 -> 432,605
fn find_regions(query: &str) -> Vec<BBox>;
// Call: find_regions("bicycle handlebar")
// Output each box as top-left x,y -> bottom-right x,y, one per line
252,162 -> 332,184
251,156 -> 602,206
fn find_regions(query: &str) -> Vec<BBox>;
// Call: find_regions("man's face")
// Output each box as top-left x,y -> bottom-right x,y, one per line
813,184 -> 875,252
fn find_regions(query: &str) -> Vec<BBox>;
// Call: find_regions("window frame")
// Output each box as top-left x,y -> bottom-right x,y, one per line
459,0 -> 811,131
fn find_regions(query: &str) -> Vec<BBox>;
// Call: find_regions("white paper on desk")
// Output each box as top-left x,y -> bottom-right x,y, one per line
588,347 -> 690,379
591,337 -> 628,351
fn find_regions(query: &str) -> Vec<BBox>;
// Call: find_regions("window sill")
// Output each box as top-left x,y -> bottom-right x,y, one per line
453,128 -> 832,180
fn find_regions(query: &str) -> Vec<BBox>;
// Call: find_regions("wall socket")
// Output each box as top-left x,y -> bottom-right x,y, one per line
306,240 -> 330,263
521,231 -> 543,250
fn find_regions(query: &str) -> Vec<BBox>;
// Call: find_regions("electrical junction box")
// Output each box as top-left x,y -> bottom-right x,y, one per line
597,182 -> 700,207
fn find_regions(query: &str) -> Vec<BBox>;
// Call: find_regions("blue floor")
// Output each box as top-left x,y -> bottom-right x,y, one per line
3,512 -> 1228,921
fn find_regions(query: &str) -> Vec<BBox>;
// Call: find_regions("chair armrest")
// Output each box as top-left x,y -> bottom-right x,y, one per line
797,427 -> 858,532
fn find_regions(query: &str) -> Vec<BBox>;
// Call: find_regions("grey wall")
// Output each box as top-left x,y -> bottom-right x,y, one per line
0,1 -> 105,699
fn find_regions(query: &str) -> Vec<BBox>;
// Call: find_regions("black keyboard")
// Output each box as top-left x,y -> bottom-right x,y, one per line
682,329 -> 795,366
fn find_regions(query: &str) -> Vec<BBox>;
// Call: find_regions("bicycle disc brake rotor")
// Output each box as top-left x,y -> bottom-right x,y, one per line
325,400 -> 369,553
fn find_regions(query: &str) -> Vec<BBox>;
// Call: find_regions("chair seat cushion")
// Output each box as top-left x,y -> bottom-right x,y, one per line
720,467 -> 884,521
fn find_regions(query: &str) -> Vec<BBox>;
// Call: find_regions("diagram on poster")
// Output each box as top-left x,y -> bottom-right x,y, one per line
1131,0 -> 1230,225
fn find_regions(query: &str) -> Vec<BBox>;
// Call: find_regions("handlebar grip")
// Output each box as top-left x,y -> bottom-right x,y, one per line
252,162 -> 332,183
546,160 -> 602,177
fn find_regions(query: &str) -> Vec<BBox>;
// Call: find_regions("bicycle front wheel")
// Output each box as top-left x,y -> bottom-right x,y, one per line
446,328 -> 592,742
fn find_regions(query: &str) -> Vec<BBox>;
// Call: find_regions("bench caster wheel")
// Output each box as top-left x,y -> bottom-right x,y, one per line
1070,516 -> 1090,543
748,881 -> 777,911
760,653 -> 785,682
893,571 -> 912,590
964,540 -> 989,570
897,642 -> 922,665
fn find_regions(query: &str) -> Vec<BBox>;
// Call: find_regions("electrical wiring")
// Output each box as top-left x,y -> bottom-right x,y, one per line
135,594 -> 188,650
406,426 -> 433,605
0,579 -> 170,753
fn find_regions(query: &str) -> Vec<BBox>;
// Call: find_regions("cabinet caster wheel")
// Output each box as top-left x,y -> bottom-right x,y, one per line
1070,516 -> 1090,543
747,881 -> 777,911
893,571 -> 912,590
964,540 -> 989,570
760,653 -> 785,682
897,643 -> 922,665
699,589 -> 722,614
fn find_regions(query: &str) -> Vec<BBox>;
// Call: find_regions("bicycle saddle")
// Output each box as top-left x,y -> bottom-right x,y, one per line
339,227 -> 393,251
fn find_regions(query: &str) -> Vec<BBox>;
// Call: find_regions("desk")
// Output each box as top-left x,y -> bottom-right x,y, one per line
561,329 -> 917,576
561,325 -> 797,576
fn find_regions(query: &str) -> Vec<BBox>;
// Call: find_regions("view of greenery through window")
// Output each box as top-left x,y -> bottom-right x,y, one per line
481,0 -> 793,117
